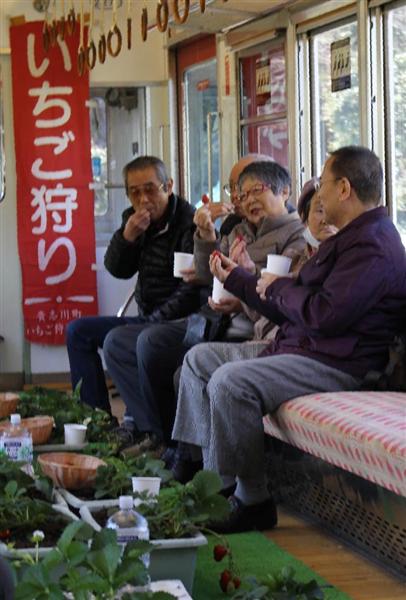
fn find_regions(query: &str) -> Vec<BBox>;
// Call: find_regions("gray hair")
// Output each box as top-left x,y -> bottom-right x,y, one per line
122,156 -> 169,195
238,161 -> 292,196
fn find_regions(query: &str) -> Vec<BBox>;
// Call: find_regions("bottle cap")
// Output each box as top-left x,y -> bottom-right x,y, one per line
119,495 -> 134,510
10,414 -> 21,425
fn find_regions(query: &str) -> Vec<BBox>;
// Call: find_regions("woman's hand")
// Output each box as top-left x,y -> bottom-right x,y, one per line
209,251 -> 237,283
208,296 -> 242,314
256,272 -> 279,300
193,206 -> 216,240
179,266 -> 205,285
229,237 -> 256,274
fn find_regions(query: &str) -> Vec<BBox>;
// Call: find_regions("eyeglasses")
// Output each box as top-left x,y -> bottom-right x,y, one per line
223,182 -> 239,197
128,182 -> 165,199
314,177 -> 341,192
238,183 -> 272,204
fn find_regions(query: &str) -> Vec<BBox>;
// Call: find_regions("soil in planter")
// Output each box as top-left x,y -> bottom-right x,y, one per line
3,516 -> 69,549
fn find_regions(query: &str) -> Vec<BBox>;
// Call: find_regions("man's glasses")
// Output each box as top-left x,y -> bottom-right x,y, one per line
128,182 -> 165,199
314,177 -> 342,192
239,183 -> 272,204
223,183 -> 239,197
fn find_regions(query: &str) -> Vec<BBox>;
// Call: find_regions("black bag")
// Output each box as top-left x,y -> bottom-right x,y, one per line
362,334 -> 406,392
182,304 -> 230,348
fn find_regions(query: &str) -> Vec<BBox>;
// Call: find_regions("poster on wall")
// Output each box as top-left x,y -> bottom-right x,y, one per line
331,37 -> 351,92
9,21 -> 98,345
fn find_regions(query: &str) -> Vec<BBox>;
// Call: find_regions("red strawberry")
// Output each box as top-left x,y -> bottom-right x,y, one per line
237,234 -> 244,242
213,544 -> 229,562
233,576 -> 241,589
202,194 -> 210,204
211,250 -> 221,259
219,569 -> 232,593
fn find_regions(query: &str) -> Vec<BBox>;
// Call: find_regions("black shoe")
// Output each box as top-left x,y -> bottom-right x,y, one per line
210,494 -> 278,534
220,483 -> 237,498
171,457 -> 203,484
111,422 -> 138,448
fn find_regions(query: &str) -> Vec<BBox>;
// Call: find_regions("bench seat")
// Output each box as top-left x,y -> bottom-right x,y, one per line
264,391 -> 406,497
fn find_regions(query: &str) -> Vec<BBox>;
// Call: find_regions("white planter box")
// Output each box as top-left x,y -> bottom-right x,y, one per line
57,487 -> 119,510
80,504 -> 207,594
0,504 -> 79,559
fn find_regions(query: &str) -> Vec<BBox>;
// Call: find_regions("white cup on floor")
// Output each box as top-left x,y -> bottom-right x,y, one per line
132,476 -> 161,497
265,254 -> 292,276
64,424 -> 87,445
212,276 -> 235,304
173,252 -> 194,277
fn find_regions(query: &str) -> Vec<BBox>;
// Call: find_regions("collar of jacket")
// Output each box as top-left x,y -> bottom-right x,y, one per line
245,211 -> 302,239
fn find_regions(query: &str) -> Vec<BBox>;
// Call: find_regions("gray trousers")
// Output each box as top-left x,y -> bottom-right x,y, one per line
172,342 -> 361,480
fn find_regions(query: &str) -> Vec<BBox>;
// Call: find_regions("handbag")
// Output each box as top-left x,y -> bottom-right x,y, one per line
182,304 -> 230,347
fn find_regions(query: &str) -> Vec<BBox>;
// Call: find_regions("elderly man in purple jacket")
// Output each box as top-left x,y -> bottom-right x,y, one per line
171,146 -> 406,534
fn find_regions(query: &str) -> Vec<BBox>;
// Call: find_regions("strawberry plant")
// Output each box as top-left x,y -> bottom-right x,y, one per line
10,521 -> 176,599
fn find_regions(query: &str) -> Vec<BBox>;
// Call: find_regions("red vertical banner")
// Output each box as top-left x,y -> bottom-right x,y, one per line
10,21 -> 98,345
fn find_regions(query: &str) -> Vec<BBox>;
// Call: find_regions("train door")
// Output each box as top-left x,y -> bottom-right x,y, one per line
89,86 -> 146,318
176,35 -> 220,205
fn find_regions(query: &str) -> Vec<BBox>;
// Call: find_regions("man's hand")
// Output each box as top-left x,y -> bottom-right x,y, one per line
229,237 -> 256,274
208,296 -> 242,314
123,209 -> 150,242
256,272 -> 279,300
209,251 -> 237,283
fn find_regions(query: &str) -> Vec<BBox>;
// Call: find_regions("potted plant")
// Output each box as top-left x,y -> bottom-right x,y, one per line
8,521 -> 178,599
56,453 -> 173,509
0,457 -> 78,559
80,470 -> 230,594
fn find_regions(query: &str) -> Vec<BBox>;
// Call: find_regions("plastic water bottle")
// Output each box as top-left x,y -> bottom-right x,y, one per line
0,414 -> 33,463
106,495 -> 150,567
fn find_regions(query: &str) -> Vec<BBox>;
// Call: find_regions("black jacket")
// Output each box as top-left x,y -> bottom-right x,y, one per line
104,194 -> 206,321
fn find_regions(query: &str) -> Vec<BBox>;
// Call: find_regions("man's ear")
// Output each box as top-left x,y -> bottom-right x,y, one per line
165,178 -> 174,195
338,177 -> 352,202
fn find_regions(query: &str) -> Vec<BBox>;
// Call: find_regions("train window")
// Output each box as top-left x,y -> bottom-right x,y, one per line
238,40 -> 288,167
309,19 -> 360,175
88,87 -> 146,244
384,2 -> 406,242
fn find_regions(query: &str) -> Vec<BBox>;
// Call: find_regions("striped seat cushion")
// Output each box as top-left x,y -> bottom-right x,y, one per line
263,391 -> 406,496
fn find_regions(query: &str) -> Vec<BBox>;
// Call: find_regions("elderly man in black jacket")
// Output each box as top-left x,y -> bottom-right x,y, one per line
66,156 -> 204,430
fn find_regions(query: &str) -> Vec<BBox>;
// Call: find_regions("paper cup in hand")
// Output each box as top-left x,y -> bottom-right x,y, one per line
132,476 -> 161,497
266,254 -> 292,276
173,252 -> 194,277
64,424 -> 87,445
212,276 -> 234,304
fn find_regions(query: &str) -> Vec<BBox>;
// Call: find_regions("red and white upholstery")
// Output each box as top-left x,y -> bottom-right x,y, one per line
264,391 -> 406,496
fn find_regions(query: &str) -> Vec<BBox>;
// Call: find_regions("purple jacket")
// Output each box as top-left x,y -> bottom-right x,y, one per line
225,207 -> 406,377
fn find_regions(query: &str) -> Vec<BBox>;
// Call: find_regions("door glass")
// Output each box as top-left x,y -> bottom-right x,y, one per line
240,45 -> 287,119
241,120 -> 288,168
311,20 -> 360,174
184,59 -> 220,205
88,87 -> 146,244
386,3 -> 406,243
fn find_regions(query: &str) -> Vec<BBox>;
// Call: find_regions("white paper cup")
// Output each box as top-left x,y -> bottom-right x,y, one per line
64,424 -> 87,445
132,476 -> 161,497
266,254 -> 292,276
212,276 -> 234,304
173,252 -> 194,277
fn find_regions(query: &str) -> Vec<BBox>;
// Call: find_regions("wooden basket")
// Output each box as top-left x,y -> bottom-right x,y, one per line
0,393 -> 19,418
37,452 -> 106,490
0,415 -> 54,445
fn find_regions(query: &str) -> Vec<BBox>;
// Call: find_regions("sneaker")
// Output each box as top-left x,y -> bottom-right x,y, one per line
121,432 -> 167,459
210,494 -> 278,534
